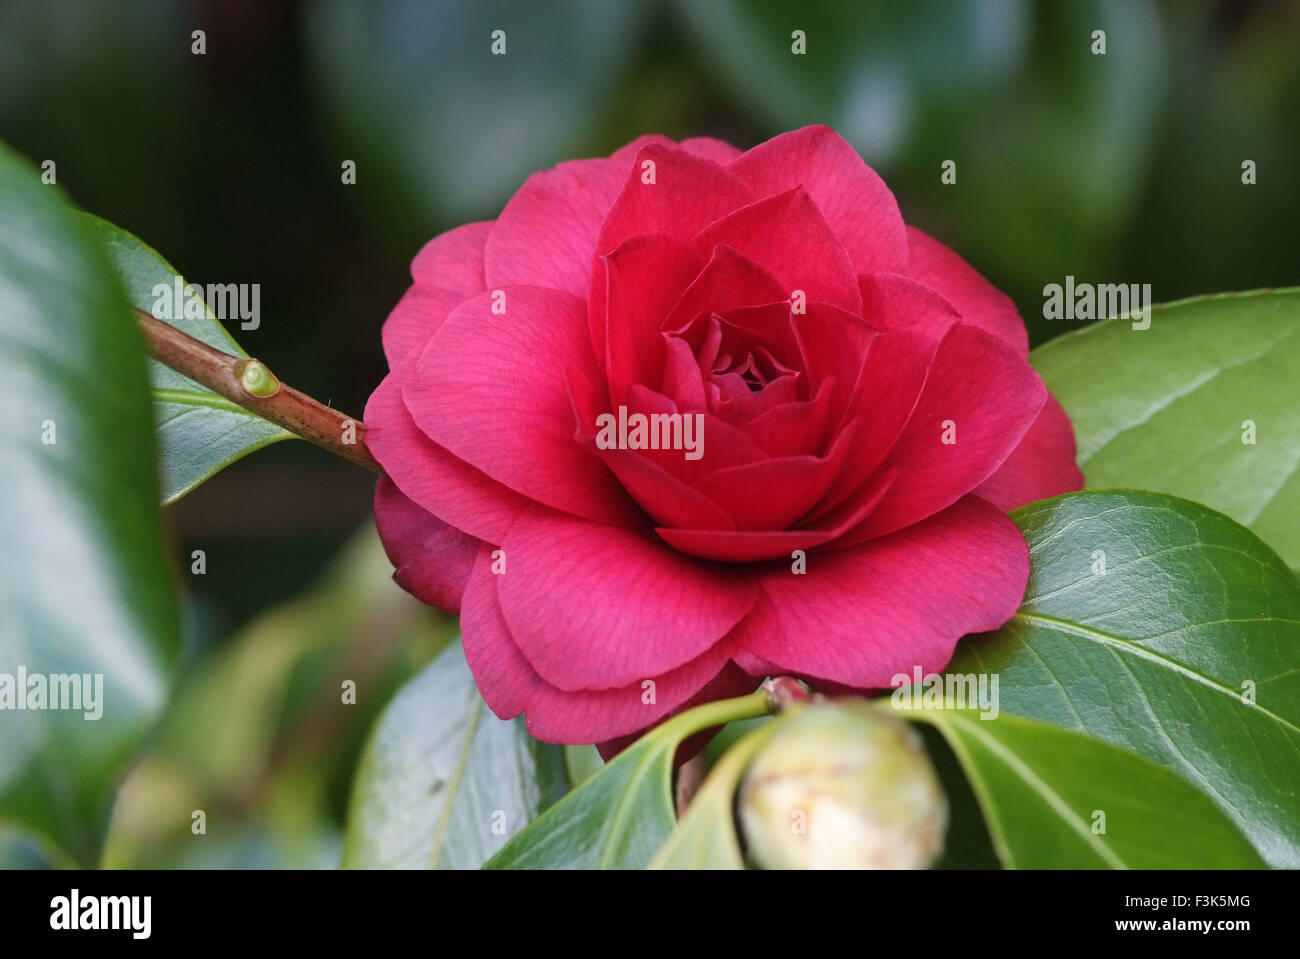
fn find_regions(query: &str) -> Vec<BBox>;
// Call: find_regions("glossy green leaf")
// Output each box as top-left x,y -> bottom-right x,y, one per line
916,723 -> 999,869
563,744 -> 604,787
912,710 -> 1264,868
948,490 -> 1300,866
1033,288 -> 1300,570
650,721 -> 779,870
79,214 -> 293,504
0,143 -> 179,863
485,689 -> 771,869
343,640 -> 569,869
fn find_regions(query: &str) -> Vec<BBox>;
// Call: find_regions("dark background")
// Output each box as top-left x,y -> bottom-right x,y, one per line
1,0 -> 1296,866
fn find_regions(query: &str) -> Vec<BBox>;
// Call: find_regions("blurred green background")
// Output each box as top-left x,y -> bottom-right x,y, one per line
1,0 -> 1296,867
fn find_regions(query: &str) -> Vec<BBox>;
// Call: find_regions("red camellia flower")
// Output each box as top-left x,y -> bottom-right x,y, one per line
366,126 -> 1083,752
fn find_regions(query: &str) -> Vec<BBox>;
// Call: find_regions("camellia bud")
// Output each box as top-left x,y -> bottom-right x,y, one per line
235,358 -> 280,398
737,701 -> 947,869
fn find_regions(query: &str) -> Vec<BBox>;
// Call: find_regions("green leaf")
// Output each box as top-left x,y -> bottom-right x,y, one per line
912,710 -> 1265,868
947,490 -> 1300,866
915,723 -> 999,869
1033,288 -> 1300,570
650,721 -> 779,870
0,143 -> 179,863
343,640 -> 569,869
563,744 -> 604,787
80,214 -> 293,504
485,689 -> 772,869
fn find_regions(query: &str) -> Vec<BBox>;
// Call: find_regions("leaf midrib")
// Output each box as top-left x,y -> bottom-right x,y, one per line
1077,323 -> 1298,465
947,714 -> 1128,869
597,743 -> 673,869
152,387 -> 254,416
1013,611 -> 1300,736
428,696 -> 484,869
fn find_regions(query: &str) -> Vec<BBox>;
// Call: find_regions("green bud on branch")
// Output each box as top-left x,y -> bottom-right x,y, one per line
234,358 -> 280,398
136,309 -> 380,473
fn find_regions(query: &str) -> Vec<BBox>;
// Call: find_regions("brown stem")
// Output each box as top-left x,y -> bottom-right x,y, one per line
136,308 -> 382,473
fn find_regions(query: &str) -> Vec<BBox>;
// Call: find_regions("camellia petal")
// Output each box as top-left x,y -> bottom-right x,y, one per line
380,284 -> 466,370
791,300 -> 879,425
484,136 -> 741,302
460,545 -> 746,743
495,507 -> 759,692
690,188 -> 862,315
739,376 -> 837,459
382,221 -> 492,366
807,275 -> 957,515
410,220 -> 492,294
592,444 -> 737,532
607,385 -> 769,485
729,125 -> 909,275
373,476 -> 480,616
679,136 -> 745,164
905,225 -> 1030,356
600,232 -> 704,401
594,143 -> 757,257
662,244 -> 787,334
405,287 -> 642,529
589,144 -> 756,359
852,323 -> 1047,540
484,158 -> 631,298
365,357 -> 531,544
657,469 -> 895,563
974,393 -> 1085,511
731,496 -> 1029,688
692,424 -> 857,532
593,662 -> 760,760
